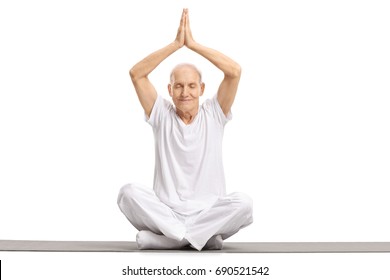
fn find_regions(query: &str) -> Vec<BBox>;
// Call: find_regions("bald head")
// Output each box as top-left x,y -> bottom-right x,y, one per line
170,63 -> 202,84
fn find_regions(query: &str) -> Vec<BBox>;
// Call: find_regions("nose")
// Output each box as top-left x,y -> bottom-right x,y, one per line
181,86 -> 189,97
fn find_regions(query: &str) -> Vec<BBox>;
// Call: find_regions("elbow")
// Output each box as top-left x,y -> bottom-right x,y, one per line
130,66 -> 149,82
234,64 -> 242,78
227,63 -> 241,79
129,67 -> 138,81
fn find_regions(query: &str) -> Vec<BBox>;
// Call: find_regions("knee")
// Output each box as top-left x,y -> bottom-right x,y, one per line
117,183 -> 140,206
230,192 -> 253,217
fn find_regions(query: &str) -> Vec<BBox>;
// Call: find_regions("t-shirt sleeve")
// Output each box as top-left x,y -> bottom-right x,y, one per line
145,95 -> 170,128
204,94 -> 232,126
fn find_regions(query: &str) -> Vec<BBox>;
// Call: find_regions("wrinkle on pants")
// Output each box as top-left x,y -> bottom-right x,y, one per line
117,183 -> 253,250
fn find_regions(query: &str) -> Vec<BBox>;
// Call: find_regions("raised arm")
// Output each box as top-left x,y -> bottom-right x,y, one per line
183,9 -> 241,116
129,9 -> 186,117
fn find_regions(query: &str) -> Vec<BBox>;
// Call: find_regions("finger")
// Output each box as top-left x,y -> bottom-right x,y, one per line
182,9 -> 186,27
179,8 -> 187,29
180,9 -> 185,26
185,9 -> 190,28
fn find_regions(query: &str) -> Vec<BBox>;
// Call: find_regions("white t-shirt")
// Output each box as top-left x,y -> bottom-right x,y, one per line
147,95 -> 232,216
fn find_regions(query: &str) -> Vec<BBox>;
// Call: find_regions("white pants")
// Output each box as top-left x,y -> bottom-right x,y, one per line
117,183 -> 253,250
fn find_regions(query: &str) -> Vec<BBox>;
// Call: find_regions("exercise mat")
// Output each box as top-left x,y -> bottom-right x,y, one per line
1,240 -> 390,253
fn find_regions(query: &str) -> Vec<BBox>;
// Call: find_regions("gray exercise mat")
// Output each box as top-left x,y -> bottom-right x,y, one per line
1,240 -> 390,253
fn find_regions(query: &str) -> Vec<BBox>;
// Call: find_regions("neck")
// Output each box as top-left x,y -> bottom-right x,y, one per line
176,108 -> 198,125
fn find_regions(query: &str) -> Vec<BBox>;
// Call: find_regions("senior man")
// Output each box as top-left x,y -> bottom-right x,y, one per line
118,9 -> 253,251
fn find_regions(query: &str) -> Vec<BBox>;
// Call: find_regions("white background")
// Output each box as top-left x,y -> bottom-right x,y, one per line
1,0 -> 390,278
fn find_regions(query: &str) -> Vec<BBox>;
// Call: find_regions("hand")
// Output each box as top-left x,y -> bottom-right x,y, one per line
174,9 -> 186,48
184,9 -> 196,49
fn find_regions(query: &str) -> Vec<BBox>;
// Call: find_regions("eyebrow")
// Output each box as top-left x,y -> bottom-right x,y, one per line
173,81 -> 198,85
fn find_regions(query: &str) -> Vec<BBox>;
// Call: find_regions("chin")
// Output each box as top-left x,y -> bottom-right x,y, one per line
178,105 -> 192,111
175,101 -> 192,108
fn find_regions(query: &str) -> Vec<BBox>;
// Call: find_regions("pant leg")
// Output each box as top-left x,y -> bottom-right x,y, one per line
117,183 -> 186,241
185,192 -> 253,250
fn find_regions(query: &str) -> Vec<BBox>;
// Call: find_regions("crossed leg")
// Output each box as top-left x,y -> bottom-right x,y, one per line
117,183 -> 253,251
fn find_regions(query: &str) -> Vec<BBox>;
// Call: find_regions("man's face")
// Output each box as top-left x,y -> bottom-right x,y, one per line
168,66 -> 205,114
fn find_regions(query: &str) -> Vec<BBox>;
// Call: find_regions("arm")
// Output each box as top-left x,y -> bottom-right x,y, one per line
184,9 -> 241,116
129,9 -> 186,117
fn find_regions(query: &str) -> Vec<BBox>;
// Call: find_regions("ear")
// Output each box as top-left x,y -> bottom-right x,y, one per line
200,82 -> 205,96
168,83 -> 173,97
